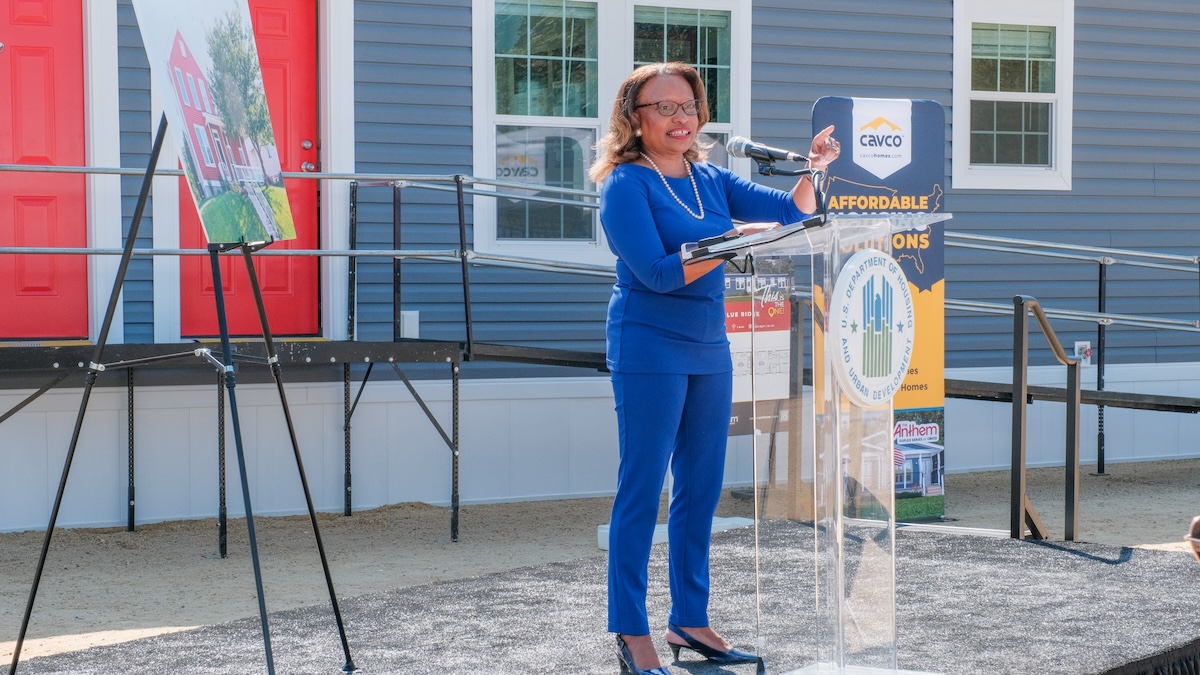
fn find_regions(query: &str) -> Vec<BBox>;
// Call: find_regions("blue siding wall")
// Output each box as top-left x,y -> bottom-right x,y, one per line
117,0 -> 155,343
752,1 -> 1200,369
354,0 -> 475,342
353,0 -> 611,362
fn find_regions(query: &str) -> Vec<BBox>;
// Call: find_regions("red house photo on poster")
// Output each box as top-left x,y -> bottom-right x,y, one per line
167,30 -> 275,201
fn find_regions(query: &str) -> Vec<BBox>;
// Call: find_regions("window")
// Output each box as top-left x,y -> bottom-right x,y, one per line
186,73 -> 201,116
493,0 -> 598,245
473,0 -> 751,265
194,124 -> 216,166
198,80 -> 212,114
175,67 -> 192,107
211,129 -> 227,167
953,0 -> 1073,190
633,6 -> 732,166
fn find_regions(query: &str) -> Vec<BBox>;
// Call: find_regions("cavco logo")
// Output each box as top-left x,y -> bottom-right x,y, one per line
860,117 -> 903,145
829,248 -> 916,408
852,98 -> 912,180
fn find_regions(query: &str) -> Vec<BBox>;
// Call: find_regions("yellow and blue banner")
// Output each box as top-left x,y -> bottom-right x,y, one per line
814,97 -> 947,521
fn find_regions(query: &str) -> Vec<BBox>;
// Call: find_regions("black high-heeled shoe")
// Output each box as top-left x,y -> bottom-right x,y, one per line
614,635 -> 672,675
666,623 -> 757,664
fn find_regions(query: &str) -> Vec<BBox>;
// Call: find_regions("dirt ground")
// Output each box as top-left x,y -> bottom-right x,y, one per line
2,458 -> 1197,662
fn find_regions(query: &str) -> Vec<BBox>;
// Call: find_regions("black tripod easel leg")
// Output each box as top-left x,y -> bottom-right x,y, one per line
209,244 -> 276,675
239,245 -> 358,673
7,114 -> 169,675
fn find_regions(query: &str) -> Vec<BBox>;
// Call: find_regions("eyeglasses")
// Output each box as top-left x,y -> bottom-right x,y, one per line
634,99 -> 701,116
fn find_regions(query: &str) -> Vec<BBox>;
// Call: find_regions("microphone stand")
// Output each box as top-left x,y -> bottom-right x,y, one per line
750,158 -> 831,225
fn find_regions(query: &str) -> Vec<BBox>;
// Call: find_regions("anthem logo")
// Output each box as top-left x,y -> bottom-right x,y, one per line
852,98 -> 913,180
830,248 -> 916,408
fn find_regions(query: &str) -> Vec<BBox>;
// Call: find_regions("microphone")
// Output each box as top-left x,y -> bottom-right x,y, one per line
726,136 -> 806,163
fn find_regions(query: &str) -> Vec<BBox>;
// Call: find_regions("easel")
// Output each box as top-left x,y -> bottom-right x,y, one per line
7,115 -> 357,675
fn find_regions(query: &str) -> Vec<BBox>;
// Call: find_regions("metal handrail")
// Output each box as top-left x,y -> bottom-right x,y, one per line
947,231 -> 1200,268
1011,295 -> 1081,542
946,231 -> 1200,474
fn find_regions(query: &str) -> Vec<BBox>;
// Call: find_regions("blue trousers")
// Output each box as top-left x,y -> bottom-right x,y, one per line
607,370 -> 732,635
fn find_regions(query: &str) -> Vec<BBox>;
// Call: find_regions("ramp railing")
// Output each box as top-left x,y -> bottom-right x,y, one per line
1011,295 -> 1081,541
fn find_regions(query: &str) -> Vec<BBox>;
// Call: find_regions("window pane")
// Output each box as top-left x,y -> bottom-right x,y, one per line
496,57 -> 528,115
1030,60 -> 1055,93
1024,134 -> 1050,165
971,100 -> 995,130
634,6 -> 732,123
495,0 -> 597,119
530,13 -> 564,57
999,25 -> 1028,58
970,131 -> 994,164
566,60 -> 597,117
1025,102 -> 1050,132
1028,26 -> 1055,59
666,22 -> 697,63
972,57 -> 997,91
998,59 -> 1026,92
995,102 -> 1022,132
700,132 -> 728,168
972,23 -> 999,57
526,59 -> 560,116
634,7 -> 665,62
703,65 -> 730,121
995,134 -> 1022,164
495,7 -> 527,55
496,126 -> 596,240
566,12 -> 596,59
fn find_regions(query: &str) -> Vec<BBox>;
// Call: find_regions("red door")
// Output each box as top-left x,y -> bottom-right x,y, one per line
0,2 -> 88,339
179,0 -> 319,337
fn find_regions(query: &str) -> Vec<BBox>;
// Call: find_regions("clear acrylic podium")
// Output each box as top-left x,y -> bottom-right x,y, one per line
710,213 -> 951,674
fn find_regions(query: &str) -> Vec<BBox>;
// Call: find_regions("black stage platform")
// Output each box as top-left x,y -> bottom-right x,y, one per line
15,522 -> 1199,674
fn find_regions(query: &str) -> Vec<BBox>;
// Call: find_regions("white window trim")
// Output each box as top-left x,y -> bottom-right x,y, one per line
472,0 -> 752,267
952,0 -> 1074,191
85,0 -> 124,343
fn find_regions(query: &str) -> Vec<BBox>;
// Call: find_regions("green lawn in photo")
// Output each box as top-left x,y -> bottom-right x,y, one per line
897,495 -> 945,522
197,191 -> 270,243
263,185 -> 296,239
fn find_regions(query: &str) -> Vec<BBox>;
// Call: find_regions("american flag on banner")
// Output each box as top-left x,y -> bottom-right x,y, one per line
893,447 -> 905,467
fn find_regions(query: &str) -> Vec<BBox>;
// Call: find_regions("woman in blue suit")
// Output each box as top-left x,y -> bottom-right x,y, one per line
588,62 -> 839,674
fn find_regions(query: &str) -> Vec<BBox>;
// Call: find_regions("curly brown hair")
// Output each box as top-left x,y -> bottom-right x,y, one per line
587,62 -> 711,184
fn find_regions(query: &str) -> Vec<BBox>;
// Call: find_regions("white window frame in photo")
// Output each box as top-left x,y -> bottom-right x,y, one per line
471,0 -> 753,267
952,0 -> 1074,191
194,124 -> 216,166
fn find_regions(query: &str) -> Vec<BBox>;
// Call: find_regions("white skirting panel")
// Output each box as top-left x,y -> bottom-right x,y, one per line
4,362 -> 1199,532
0,376 -> 622,533
944,362 -> 1200,473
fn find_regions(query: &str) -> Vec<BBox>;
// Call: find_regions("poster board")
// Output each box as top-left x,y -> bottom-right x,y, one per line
132,0 -> 295,244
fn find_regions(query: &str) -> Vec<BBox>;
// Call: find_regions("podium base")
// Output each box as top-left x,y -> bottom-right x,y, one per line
784,665 -> 940,675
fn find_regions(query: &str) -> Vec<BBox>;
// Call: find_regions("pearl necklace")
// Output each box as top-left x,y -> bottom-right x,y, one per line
639,152 -> 704,220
